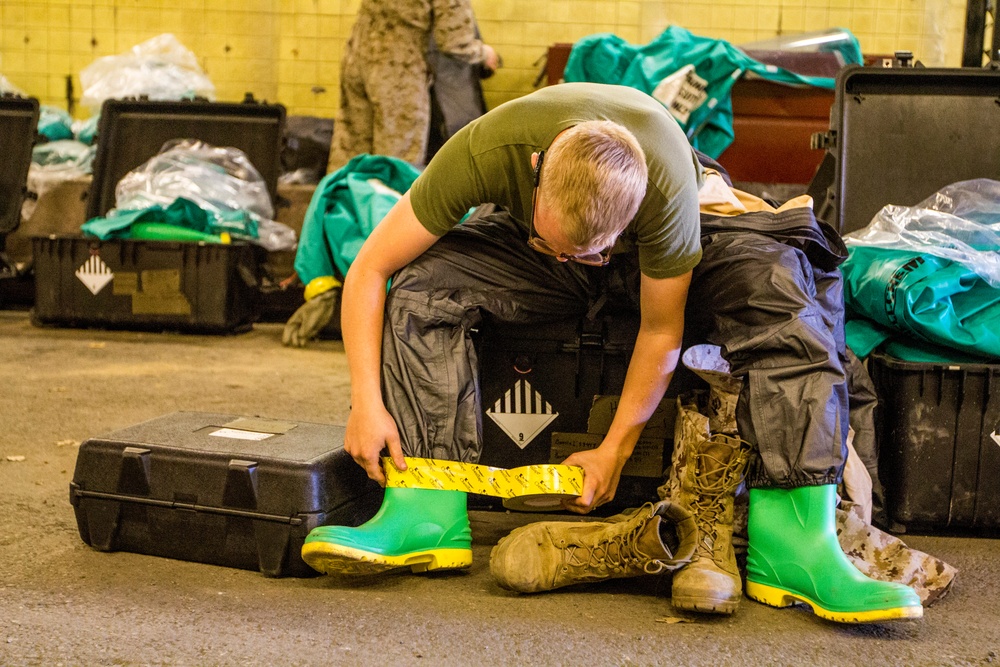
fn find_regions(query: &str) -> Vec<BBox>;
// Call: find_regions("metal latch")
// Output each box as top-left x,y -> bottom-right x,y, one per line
880,50 -> 920,68
811,130 -> 837,151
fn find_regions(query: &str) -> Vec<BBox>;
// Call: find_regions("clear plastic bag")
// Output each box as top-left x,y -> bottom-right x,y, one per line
844,178 -> 1000,288
114,139 -> 296,251
79,34 -> 216,111
0,73 -> 26,96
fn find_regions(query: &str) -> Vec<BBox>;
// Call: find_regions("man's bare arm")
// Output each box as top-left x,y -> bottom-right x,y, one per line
562,269 -> 691,513
341,192 -> 440,484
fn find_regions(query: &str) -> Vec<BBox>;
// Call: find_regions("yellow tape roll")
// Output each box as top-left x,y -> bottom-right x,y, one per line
383,457 -> 583,512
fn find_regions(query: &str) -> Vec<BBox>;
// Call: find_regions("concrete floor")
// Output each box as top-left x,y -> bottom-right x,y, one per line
1,309 -> 999,667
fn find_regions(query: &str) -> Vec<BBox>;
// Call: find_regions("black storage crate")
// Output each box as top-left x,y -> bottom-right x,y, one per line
33,98 -> 285,332
810,65 -> 1000,234
476,315 -> 693,510
33,235 -> 264,334
71,412 -> 383,577
870,353 -> 1000,533
0,96 -> 39,289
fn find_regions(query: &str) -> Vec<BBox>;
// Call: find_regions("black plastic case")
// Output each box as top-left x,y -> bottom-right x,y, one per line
870,353 -> 1000,533
32,98 -> 285,333
476,315 -> 695,511
0,96 -> 39,238
71,412 -> 383,577
86,98 -> 285,220
32,235 -> 264,334
810,65 -> 1000,235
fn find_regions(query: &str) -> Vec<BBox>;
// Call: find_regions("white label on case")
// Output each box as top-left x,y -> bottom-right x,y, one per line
991,430 -> 1000,448
209,428 -> 274,441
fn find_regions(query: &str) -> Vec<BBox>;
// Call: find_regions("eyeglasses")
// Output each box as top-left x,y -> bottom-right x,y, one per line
526,150 -> 613,267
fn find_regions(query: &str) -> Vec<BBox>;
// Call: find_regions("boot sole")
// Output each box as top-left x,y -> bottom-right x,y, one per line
671,594 -> 739,615
745,580 -> 924,623
301,542 -> 472,575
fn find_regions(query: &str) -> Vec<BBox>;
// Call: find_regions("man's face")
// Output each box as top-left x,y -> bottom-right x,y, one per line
527,151 -> 613,266
531,201 -> 607,263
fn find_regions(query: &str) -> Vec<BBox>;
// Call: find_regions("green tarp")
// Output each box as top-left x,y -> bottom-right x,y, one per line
81,196 -> 258,243
563,25 -> 857,158
294,154 -> 421,285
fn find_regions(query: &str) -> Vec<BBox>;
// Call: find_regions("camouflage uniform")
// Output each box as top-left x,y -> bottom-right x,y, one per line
329,0 -> 489,170
836,501 -> 958,606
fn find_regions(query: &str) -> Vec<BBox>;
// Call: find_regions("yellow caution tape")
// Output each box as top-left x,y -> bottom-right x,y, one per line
383,457 -> 584,512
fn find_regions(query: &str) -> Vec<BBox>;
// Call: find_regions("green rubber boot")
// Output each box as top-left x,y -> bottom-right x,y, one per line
746,485 -> 923,623
301,486 -> 472,575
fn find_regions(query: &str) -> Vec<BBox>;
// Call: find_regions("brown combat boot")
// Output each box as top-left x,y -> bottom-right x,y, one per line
664,399 -> 751,614
490,500 -> 697,593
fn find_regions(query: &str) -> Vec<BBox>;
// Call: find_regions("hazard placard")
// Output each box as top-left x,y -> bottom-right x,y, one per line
485,378 -> 559,449
75,256 -> 114,296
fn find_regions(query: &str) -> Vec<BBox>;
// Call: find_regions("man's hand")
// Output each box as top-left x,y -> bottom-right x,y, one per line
482,44 -> 501,72
560,445 -> 627,514
344,401 -> 406,486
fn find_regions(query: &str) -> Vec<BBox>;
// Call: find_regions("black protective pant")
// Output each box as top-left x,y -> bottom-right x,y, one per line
381,203 -> 850,489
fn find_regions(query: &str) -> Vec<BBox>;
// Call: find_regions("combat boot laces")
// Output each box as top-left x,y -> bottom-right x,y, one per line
559,505 -> 670,578
691,436 -> 750,560
490,499 -> 697,593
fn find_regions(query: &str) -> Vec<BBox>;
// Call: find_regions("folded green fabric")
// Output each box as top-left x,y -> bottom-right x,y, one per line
82,197 -> 258,242
38,105 -> 74,142
842,246 -> 1000,361
75,115 -> 99,145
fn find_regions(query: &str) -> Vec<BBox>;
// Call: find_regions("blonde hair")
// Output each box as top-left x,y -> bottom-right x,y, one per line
540,121 -> 648,249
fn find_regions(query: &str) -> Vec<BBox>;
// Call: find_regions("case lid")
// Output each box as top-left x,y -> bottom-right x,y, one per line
0,96 -> 40,235
87,98 -> 286,220
87,411 -> 338,463
831,66 -> 1000,234
72,411 -> 365,518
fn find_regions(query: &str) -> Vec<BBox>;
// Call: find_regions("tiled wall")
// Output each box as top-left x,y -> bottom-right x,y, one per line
0,0 -> 971,119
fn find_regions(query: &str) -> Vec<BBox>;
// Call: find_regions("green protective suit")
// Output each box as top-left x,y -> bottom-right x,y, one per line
841,246 -> 1000,362
81,196 -> 257,243
294,154 -> 421,285
563,25 -> 856,158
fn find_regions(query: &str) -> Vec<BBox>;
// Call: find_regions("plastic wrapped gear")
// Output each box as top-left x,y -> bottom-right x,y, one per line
113,139 -> 296,251
845,178 -> 1000,288
79,34 -> 216,111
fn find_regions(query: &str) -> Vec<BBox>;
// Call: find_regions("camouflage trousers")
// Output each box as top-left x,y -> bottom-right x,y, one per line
329,40 -> 432,170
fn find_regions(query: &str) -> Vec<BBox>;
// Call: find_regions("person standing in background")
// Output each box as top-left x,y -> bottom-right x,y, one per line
328,0 -> 500,171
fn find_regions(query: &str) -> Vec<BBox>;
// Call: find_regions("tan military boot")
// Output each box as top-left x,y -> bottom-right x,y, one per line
490,500 -> 697,593
665,400 -> 751,614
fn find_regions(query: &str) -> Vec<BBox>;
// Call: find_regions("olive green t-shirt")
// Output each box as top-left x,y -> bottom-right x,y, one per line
409,82 -> 703,279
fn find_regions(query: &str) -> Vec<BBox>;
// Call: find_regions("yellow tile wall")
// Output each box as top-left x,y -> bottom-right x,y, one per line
0,0 -> 973,120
